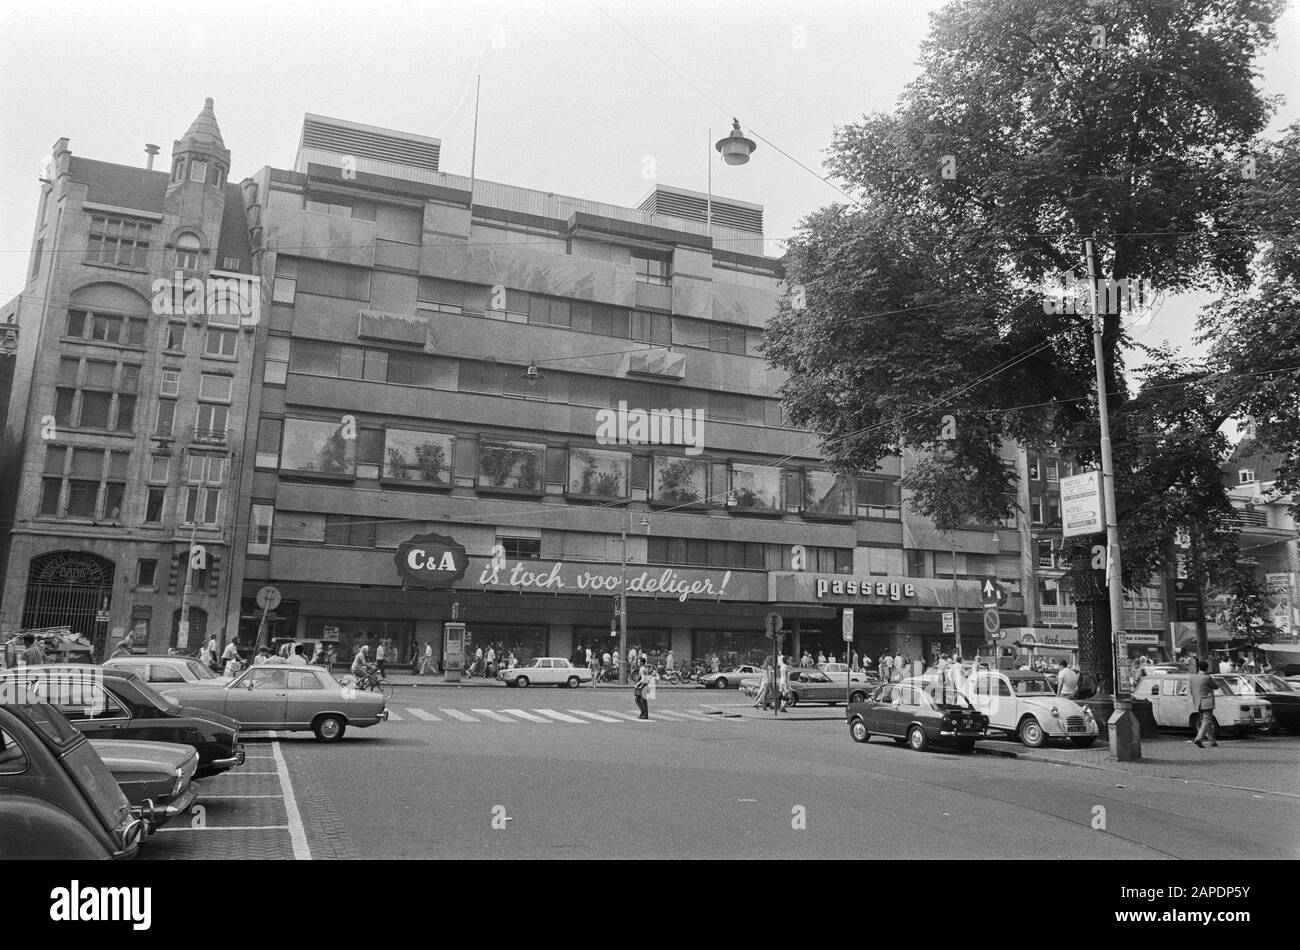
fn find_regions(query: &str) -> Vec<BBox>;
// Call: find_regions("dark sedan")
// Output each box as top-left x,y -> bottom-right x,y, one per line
1235,674 -> 1300,733
3,665 -> 244,778
847,682 -> 989,753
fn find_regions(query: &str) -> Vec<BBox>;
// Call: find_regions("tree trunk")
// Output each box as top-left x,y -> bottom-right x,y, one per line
1070,541 -> 1113,696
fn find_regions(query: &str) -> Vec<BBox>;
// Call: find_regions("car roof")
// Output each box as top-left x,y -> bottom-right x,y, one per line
1003,670 -> 1050,679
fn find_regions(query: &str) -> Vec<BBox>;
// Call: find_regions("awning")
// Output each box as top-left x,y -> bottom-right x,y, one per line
1259,643 -> 1300,656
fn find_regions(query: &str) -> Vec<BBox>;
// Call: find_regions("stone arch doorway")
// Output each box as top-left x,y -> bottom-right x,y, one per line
21,551 -> 115,642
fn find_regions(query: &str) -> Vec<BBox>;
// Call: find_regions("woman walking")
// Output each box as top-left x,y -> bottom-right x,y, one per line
633,660 -> 654,720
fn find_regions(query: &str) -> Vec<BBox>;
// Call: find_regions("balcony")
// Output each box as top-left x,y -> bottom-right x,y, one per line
188,427 -> 231,448
1229,508 -> 1269,529
1039,605 -> 1076,626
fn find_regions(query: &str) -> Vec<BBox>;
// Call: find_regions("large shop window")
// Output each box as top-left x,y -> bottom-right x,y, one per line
694,631 -> 770,669
462,625 -> 547,666
477,440 -> 544,491
307,619 -> 414,667
384,430 -> 454,484
652,456 -> 708,505
567,447 -> 630,499
573,627 -> 670,660
281,418 -> 357,476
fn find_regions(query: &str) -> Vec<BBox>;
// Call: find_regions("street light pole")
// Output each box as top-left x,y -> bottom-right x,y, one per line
619,503 -> 629,685
1084,237 -> 1140,759
952,532 -> 962,662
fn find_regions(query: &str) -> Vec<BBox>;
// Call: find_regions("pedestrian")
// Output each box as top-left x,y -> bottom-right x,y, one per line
351,645 -> 369,679
1189,660 -> 1219,748
287,644 -> 307,666
1056,659 -> 1079,699
776,656 -> 791,714
314,643 -> 329,667
375,641 -> 387,677
851,650 -> 859,672
633,660 -> 653,720
612,649 -> 620,673
711,654 -> 720,673
589,651 -> 600,679
753,660 -> 772,709
198,635 -> 214,670
1218,655 -> 1233,674
666,649 -> 674,671
586,646 -> 594,667
602,649 -> 612,670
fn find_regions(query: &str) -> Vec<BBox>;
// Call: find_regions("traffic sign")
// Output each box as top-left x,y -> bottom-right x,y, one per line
256,585 -> 282,611
983,607 -> 1000,637
841,608 -> 854,642
765,612 -> 783,639
980,578 -> 1006,607
941,611 -> 955,634
95,611 -> 109,624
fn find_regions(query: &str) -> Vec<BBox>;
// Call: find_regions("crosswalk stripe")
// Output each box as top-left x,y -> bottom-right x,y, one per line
653,710 -> 695,720
385,710 -> 403,721
567,709 -> 623,723
405,708 -> 442,721
439,708 -> 479,722
502,708 -> 551,723
535,709 -> 588,723
596,709 -> 648,721
666,710 -> 714,721
470,709 -> 517,722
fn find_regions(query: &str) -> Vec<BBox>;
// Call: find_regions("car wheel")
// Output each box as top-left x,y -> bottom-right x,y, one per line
1069,736 -> 1096,748
850,717 -> 870,743
1018,717 -> 1046,748
313,714 -> 346,743
908,725 -> 929,752
514,676 -> 529,688
715,677 -> 728,690
849,690 -> 866,704
566,676 -> 580,689
787,692 -> 799,708
956,739 -> 976,754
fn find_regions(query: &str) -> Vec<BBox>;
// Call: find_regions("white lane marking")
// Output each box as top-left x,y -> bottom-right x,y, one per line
667,710 -> 715,721
652,710 -> 694,720
597,710 -> 655,722
501,708 -> 551,722
158,825 -> 291,833
567,709 -> 623,723
439,708 -> 480,722
470,709 -> 517,722
215,771 -> 279,776
385,710 -> 403,721
535,709 -> 587,723
405,708 -> 442,721
271,740 -> 311,861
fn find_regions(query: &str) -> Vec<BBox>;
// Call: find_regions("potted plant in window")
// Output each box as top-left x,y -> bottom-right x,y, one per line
415,443 -> 447,483
656,459 -> 702,504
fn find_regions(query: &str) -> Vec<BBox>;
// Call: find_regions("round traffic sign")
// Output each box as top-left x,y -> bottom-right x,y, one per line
256,585 -> 282,611
983,607 -> 1000,636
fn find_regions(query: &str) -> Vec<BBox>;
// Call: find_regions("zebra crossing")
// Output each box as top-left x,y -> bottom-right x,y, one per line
384,705 -> 743,726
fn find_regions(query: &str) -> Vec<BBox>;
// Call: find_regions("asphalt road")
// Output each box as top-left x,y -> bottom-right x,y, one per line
256,684 -> 1300,860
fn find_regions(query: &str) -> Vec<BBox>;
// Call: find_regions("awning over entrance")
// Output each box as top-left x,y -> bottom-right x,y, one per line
1259,643 -> 1300,657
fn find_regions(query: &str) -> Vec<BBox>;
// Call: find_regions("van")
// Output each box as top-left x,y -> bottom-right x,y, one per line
1133,673 -> 1273,736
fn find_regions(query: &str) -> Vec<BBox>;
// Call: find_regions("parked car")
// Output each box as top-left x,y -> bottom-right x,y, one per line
1131,673 -> 1274,737
847,681 -> 989,753
818,663 -> 875,686
90,739 -> 199,830
698,665 -> 763,690
1,665 -> 244,777
105,654 -> 229,686
964,669 -> 1100,748
158,664 -> 388,742
498,657 -> 593,688
0,702 -> 147,860
1217,674 -> 1300,734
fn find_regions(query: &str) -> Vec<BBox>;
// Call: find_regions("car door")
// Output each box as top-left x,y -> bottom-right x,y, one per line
897,685 -> 928,734
1169,678 -> 1192,726
227,668 -> 290,727
284,669 -> 328,727
877,684 -> 902,735
50,682 -> 133,738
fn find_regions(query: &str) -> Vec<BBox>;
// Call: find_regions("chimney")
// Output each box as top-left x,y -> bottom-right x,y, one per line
145,144 -> 160,170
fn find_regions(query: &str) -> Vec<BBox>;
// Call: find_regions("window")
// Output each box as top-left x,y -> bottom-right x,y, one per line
854,476 -> 901,518
383,430 -> 454,484
324,514 -> 378,547
38,448 -> 128,520
1045,459 -> 1059,483
184,485 -> 221,524
652,456 -> 707,505
802,470 -> 853,517
172,158 -> 185,182
175,233 -> 202,271
631,310 -> 671,345
528,295 -> 572,328
632,252 -> 670,285
256,417 -> 283,469
205,326 -> 237,357
86,216 -> 151,268
567,448 -> 630,499
1030,497 -> 1045,525
136,559 -> 158,587
729,463 -> 780,511
387,352 -> 435,387
571,301 -> 630,339
145,488 -> 166,523
0,728 -> 30,775
189,160 -> 208,183
499,536 -> 541,559
65,309 -> 147,346
273,257 -> 298,304
149,455 -> 169,482
155,399 -> 177,437
296,260 -> 369,301
1027,454 -> 1041,480
264,336 -> 290,385
417,277 -> 466,313
198,374 -> 232,401
477,441 -> 544,491
195,403 -> 229,440
1239,469 -> 1255,485
249,505 -> 274,556
51,357 -> 141,430
30,238 -> 43,280
166,320 -> 187,352
281,418 -> 357,475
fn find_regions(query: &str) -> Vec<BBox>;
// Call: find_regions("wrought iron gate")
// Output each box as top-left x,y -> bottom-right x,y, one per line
21,552 -> 115,644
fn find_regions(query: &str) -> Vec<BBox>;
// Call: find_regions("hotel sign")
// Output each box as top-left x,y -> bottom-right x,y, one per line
395,533 -> 470,589
1061,471 -> 1104,538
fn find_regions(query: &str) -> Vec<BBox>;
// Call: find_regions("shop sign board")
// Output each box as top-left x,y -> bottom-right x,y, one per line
771,573 -> 986,609
1061,471 -> 1104,538
842,608 -> 854,642
473,558 -> 748,603
395,533 -> 470,589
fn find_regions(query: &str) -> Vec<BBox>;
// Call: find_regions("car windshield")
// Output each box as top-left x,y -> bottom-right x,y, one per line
1255,675 -> 1294,692
1214,674 -> 1248,695
1011,677 -> 1057,696
185,659 -> 218,680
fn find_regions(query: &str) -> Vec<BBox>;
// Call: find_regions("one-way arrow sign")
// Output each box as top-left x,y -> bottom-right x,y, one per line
981,577 -> 1006,607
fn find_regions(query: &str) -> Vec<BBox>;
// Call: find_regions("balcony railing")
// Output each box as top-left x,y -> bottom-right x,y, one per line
188,427 -> 230,447
1039,605 -> 1077,625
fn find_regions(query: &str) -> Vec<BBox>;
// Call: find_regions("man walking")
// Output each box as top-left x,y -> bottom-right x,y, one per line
633,659 -> 653,720
19,635 -> 46,666
1189,660 -> 1219,748
776,655 -> 791,714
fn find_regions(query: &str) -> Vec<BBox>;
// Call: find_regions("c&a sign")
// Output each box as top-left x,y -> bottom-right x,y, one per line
395,533 -> 469,589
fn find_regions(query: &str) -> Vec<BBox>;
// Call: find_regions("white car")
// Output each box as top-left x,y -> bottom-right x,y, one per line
965,669 -> 1099,748
1132,674 -> 1273,737
817,663 -> 873,686
498,658 -> 593,689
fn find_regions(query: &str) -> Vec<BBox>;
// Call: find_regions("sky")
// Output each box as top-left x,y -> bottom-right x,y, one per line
2,0 -> 1297,363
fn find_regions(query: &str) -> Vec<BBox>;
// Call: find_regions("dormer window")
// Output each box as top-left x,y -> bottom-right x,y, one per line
176,233 -> 202,272
1238,469 -> 1255,485
189,160 -> 208,183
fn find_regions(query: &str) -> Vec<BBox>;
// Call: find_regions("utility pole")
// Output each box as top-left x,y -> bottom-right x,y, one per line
1084,237 -> 1140,760
952,532 -> 963,660
618,503 -> 630,685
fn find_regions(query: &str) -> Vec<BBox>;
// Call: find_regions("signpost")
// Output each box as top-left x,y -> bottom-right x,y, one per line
1060,471 -> 1105,538
942,612 -> 955,634
254,585 -> 281,653
842,608 -> 855,706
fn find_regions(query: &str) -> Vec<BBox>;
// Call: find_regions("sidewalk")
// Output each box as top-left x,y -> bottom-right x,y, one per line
379,672 -> 708,690
1014,734 -> 1300,797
